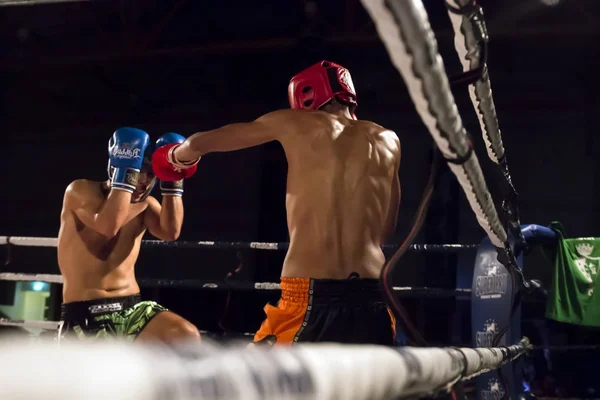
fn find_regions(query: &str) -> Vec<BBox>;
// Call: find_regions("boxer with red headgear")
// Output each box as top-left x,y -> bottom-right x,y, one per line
57,129 -> 200,344
154,61 -> 401,346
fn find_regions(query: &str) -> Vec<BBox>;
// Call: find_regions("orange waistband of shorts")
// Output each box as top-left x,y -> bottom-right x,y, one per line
279,277 -> 310,309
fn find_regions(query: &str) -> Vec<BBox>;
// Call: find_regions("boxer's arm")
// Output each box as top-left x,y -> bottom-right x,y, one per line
174,110 -> 290,162
66,180 -> 131,238
383,138 -> 401,243
143,195 -> 183,241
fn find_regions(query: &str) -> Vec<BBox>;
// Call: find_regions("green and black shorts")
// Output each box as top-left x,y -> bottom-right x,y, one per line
59,294 -> 166,341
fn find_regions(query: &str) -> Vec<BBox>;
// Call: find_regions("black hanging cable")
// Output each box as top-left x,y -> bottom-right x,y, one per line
380,147 -> 444,347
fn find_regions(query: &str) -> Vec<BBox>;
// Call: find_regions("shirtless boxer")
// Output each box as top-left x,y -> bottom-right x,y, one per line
57,128 -> 200,343
153,61 -> 401,345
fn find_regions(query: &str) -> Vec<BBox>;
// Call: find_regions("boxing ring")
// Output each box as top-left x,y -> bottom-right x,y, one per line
0,0 -> 585,399
0,230 -> 550,398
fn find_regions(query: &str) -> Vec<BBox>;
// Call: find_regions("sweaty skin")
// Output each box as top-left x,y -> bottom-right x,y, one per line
175,108 -> 401,279
58,178 -> 183,303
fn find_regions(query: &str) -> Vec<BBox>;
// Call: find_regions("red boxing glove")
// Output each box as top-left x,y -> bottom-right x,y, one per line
151,143 -> 199,182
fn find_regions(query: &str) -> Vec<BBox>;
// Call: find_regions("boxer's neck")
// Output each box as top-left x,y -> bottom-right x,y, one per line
322,101 -> 352,119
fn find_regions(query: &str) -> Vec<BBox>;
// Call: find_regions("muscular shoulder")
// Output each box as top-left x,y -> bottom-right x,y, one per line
256,109 -> 330,137
360,120 -> 400,151
257,109 -> 319,123
143,195 -> 160,209
64,179 -> 103,207
380,129 -> 400,153
139,195 -> 159,221
65,179 -> 100,197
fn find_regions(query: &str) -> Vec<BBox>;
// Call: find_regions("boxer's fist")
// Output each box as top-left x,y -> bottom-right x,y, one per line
152,133 -> 199,182
154,133 -> 188,196
108,127 -> 150,193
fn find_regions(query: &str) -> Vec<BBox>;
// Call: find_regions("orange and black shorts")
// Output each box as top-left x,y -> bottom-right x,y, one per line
253,274 -> 396,346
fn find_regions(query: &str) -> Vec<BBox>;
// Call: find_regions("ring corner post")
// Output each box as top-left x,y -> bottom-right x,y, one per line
472,235 -> 524,399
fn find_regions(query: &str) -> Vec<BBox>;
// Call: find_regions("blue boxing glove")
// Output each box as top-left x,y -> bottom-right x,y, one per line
156,132 -> 187,196
108,127 -> 151,193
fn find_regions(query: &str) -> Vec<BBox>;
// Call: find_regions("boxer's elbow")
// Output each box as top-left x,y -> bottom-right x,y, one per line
96,222 -> 120,239
93,215 -> 125,239
186,132 -> 213,156
74,203 -> 124,239
160,226 -> 181,242
150,214 -> 182,242
163,231 -> 180,242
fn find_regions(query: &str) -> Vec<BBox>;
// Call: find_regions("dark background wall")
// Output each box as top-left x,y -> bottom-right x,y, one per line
1,0 -> 599,339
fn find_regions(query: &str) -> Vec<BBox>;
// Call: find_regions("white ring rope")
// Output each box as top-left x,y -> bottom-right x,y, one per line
0,236 -> 477,251
0,318 -> 255,338
360,0 -> 507,249
446,0 -> 523,242
0,318 -> 60,330
0,336 -> 531,400
446,0 -> 505,164
0,236 -> 58,247
0,318 -> 256,339
0,273 -> 63,283
0,272 -> 472,297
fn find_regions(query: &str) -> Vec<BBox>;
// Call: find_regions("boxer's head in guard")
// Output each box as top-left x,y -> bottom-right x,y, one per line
288,61 -> 357,119
107,144 -> 156,203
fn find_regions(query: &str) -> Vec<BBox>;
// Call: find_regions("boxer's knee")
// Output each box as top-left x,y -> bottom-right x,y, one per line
166,318 -> 200,341
138,312 -> 200,343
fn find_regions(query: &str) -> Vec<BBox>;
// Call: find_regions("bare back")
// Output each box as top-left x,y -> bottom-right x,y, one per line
57,180 -> 148,303
281,111 -> 401,279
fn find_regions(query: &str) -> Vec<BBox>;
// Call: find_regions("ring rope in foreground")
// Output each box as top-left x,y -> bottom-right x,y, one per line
361,0 -> 528,355
445,0 -> 524,242
0,336 -> 532,400
0,272 -> 473,297
360,0 -> 508,251
0,235 -> 479,251
446,0 -> 503,164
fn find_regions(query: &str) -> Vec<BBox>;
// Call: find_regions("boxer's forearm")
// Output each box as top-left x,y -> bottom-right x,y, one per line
158,196 -> 183,240
174,121 -> 279,163
174,137 -> 203,163
175,128 -> 234,162
101,189 -> 133,232
75,189 -> 131,238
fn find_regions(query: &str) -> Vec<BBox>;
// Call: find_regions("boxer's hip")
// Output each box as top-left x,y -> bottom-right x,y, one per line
279,273 -> 385,307
60,294 -> 167,341
254,273 -> 396,345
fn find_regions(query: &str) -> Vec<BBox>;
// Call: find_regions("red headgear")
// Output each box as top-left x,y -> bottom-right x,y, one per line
288,61 -> 357,118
